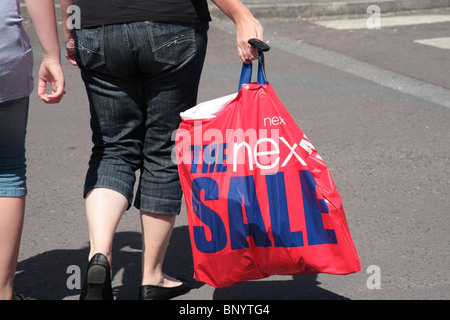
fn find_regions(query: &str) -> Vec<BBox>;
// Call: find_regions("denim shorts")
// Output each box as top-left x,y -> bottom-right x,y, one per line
75,21 -> 208,214
0,97 -> 29,197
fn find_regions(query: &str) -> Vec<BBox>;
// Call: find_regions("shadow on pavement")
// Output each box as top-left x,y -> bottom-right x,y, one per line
213,274 -> 348,300
14,226 -> 348,300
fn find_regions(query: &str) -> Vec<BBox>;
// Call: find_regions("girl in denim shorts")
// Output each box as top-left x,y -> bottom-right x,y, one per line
0,0 -> 64,300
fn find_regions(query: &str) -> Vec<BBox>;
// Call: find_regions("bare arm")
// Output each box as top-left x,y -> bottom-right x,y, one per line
59,0 -> 77,66
211,0 -> 263,63
25,0 -> 64,103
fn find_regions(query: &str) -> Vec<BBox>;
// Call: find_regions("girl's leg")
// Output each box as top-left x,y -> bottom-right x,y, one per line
0,197 -> 25,300
0,97 -> 29,300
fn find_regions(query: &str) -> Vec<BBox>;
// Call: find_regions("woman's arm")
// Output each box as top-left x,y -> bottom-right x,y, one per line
59,0 -> 77,66
211,0 -> 264,63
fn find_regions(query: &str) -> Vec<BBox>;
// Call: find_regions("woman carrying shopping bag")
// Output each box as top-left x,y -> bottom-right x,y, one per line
59,0 -> 264,300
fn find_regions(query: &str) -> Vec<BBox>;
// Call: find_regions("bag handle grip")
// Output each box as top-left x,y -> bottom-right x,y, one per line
238,39 -> 270,91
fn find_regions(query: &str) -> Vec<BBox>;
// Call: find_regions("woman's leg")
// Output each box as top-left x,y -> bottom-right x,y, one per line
85,188 -> 129,263
76,24 -> 146,299
134,22 -> 209,292
79,188 -> 128,300
76,24 -> 146,263
140,211 -> 181,287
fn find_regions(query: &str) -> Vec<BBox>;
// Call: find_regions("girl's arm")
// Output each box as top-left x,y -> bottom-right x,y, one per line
25,0 -> 65,103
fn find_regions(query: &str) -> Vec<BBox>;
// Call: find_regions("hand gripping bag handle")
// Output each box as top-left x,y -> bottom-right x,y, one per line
238,39 -> 270,91
180,39 -> 270,121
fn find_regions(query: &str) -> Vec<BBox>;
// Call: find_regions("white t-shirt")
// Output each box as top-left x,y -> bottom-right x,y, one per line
0,0 -> 34,103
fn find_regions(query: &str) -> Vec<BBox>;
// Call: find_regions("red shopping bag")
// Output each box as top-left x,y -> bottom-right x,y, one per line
175,49 -> 361,288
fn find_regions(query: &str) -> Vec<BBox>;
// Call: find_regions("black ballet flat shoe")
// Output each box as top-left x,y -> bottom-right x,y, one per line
79,253 -> 114,300
139,280 -> 191,300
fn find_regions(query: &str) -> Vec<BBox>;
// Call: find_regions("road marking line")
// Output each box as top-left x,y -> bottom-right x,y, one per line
214,20 -> 450,109
414,37 -> 450,49
314,15 -> 450,30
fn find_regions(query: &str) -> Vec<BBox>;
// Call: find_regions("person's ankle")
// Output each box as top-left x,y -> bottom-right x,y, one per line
142,273 -> 181,287
0,289 -> 14,300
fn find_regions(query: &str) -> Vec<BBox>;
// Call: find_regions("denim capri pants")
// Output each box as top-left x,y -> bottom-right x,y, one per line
75,21 -> 208,214
0,97 -> 29,197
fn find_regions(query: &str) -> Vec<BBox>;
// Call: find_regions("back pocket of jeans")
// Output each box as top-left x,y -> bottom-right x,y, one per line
146,22 -> 196,65
75,27 -> 105,70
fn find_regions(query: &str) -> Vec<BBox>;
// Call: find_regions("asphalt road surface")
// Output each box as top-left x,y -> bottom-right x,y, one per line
16,7 -> 449,302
